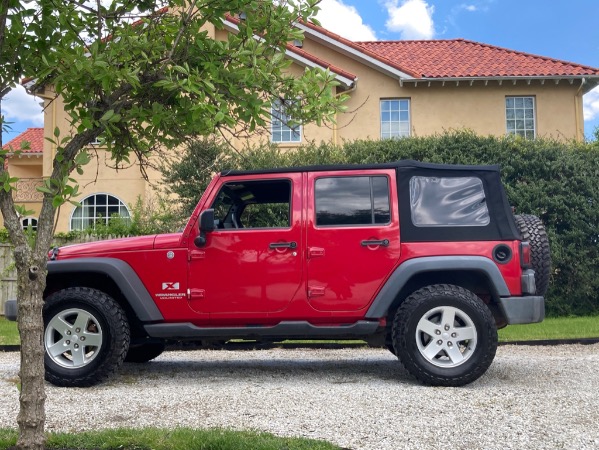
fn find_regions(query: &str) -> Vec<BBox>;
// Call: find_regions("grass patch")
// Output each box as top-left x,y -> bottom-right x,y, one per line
499,316 -> 599,342
0,317 -> 19,346
0,427 -> 341,450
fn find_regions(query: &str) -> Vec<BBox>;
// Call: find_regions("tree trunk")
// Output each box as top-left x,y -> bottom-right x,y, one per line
14,251 -> 47,450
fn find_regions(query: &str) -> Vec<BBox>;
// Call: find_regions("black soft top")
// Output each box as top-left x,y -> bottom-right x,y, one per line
220,160 -> 501,176
221,160 -> 519,242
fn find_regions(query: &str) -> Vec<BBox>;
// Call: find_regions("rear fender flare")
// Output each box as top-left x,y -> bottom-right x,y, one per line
365,256 -> 510,319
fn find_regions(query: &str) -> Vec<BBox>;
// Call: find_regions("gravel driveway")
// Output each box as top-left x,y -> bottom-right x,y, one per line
1,344 -> 598,450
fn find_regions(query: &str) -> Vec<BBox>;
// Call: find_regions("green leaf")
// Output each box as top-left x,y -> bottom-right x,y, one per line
100,110 -> 115,122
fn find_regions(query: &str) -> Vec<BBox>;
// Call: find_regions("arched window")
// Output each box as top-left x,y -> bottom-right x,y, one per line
70,194 -> 130,231
21,217 -> 38,231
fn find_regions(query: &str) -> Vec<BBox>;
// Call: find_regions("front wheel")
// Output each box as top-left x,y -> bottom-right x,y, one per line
43,287 -> 130,387
392,284 -> 498,387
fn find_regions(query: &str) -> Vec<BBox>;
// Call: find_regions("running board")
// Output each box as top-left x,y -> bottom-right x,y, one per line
144,320 -> 380,339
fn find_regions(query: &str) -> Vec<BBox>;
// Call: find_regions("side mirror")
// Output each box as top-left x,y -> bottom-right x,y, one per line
199,209 -> 215,232
194,209 -> 215,248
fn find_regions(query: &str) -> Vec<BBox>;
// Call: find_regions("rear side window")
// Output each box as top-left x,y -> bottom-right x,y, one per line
315,176 -> 390,226
410,176 -> 489,227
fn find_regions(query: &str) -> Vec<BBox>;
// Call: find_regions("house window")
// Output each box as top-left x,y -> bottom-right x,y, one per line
21,217 -> 38,231
381,99 -> 410,139
70,194 -> 130,230
506,96 -> 535,139
271,99 -> 301,143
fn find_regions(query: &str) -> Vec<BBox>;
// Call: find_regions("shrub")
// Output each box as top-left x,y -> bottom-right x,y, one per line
162,131 -> 599,316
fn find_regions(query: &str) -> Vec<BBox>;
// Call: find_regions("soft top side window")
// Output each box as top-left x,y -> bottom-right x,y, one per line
410,176 -> 490,227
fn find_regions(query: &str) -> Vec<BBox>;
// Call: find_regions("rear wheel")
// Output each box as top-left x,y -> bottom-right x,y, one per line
392,284 -> 498,386
43,287 -> 130,387
514,214 -> 551,296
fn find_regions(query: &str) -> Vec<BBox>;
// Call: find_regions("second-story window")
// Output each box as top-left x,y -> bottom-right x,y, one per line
271,99 -> 301,143
506,96 -> 535,139
381,99 -> 410,139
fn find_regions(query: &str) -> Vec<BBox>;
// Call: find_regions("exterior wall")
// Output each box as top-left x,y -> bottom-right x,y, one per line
8,29 -> 586,233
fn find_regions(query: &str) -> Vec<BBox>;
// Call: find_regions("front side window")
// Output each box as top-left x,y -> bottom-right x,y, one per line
506,96 -> 535,139
211,179 -> 291,229
410,176 -> 489,227
315,176 -> 390,226
70,194 -> 130,230
381,99 -> 410,139
271,99 -> 301,143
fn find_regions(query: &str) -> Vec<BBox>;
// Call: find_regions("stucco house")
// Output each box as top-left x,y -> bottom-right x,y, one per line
3,16 -> 599,233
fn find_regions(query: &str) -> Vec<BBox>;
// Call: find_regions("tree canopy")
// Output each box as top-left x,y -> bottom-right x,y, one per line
0,1 -> 346,449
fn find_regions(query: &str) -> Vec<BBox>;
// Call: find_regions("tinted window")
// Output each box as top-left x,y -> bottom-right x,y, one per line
410,176 -> 490,227
211,179 -> 291,229
315,176 -> 390,226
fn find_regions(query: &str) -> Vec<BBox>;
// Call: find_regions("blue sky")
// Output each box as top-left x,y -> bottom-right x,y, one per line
2,0 -> 599,145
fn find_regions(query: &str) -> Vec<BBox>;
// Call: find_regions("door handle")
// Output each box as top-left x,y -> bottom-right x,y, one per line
269,241 -> 297,249
361,239 -> 389,247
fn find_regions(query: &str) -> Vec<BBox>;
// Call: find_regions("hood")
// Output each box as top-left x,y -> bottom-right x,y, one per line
53,235 -> 158,259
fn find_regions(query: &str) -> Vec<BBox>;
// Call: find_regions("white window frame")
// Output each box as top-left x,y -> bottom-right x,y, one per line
21,217 -> 38,231
380,99 -> 411,139
69,193 -> 131,231
506,96 -> 536,139
271,99 -> 301,143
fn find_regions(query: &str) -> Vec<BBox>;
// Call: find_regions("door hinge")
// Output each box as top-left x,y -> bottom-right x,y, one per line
188,288 -> 205,300
308,286 -> 325,297
188,250 -> 205,261
308,247 -> 325,258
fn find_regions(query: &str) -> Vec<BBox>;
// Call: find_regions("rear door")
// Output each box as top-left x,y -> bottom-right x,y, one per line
306,169 -> 401,312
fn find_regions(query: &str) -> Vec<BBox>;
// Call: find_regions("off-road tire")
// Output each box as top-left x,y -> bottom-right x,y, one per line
43,287 -> 130,387
392,284 -> 498,387
125,342 -> 166,363
514,214 -> 551,296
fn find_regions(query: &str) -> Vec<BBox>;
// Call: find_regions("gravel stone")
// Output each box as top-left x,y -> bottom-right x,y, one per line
1,344 -> 598,450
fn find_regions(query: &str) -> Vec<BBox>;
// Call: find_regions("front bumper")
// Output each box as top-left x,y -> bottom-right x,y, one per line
498,296 -> 545,324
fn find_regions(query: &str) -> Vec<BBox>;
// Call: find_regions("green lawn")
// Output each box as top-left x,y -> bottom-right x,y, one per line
498,316 -> 599,342
1,315 -> 598,347
0,427 -> 341,450
0,317 -> 19,345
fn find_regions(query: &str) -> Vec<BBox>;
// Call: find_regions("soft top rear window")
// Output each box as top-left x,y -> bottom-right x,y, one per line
410,176 -> 490,227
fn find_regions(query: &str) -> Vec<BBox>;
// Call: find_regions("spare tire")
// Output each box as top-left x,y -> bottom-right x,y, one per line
514,214 -> 551,296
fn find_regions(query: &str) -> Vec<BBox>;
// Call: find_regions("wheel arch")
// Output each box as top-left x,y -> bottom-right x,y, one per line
45,258 -> 164,331
367,257 -> 510,322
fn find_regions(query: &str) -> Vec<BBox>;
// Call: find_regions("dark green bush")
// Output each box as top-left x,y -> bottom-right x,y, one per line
164,131 -> 599,316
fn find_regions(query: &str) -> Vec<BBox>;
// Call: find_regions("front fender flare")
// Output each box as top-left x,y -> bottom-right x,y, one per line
47,258 -> 164,322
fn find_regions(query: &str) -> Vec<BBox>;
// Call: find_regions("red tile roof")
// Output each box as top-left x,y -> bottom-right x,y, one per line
224,15 -> 358,83
299,20 -> 420,78
2,128 -> 44,154
356,39 -> 599,79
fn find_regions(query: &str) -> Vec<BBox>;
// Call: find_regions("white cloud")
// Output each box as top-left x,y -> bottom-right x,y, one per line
462,4 -> 478,12
315,0 -> 377,41
385,0 -> 435,40
1,85 -> 44,126
583,86 -> 599,121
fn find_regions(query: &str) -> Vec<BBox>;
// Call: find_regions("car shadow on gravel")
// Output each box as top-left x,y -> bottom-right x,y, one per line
117,352 -> 418,385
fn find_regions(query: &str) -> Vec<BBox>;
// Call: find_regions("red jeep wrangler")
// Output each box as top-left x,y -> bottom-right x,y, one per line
32,161 -> 549,387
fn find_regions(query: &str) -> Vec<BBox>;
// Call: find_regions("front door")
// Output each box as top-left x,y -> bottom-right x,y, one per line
188,174 -> 303,320
306,170 -> 401,312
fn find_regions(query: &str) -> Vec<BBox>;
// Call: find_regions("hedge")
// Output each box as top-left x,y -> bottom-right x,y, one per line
164,131 -> 599,317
